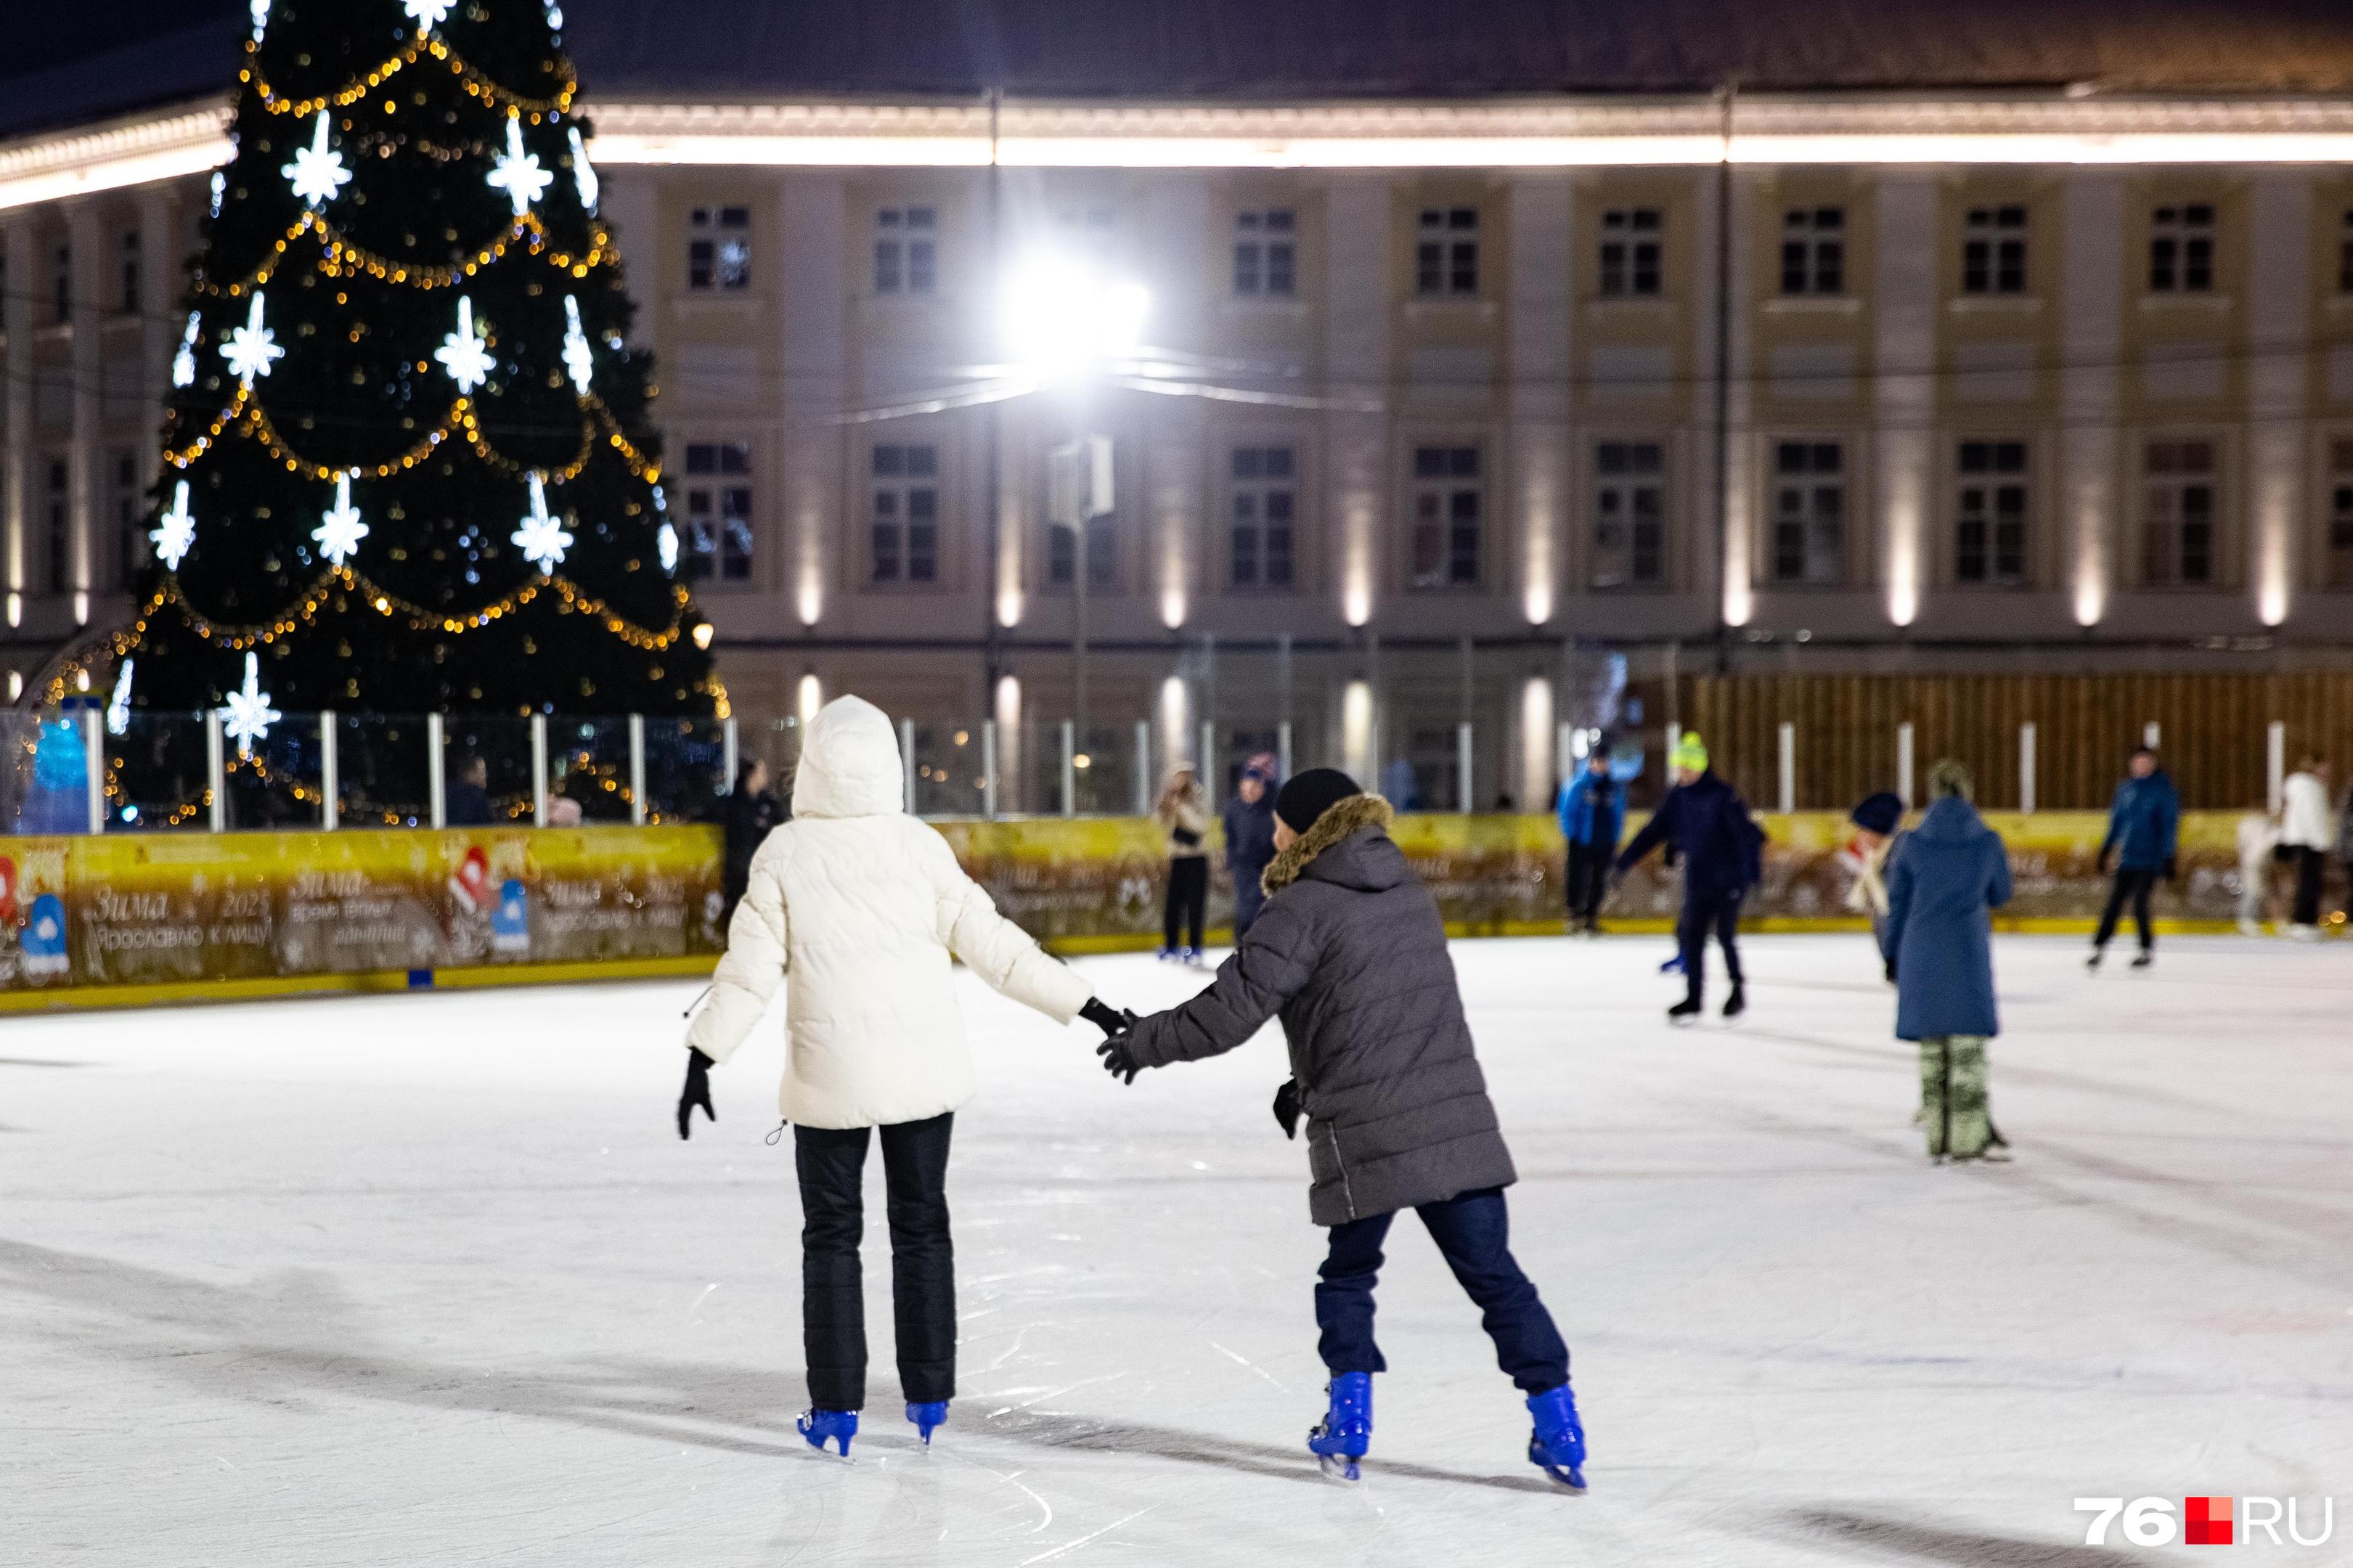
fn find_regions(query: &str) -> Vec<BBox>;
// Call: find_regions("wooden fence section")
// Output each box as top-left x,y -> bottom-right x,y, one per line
1681,672 -> 2353,812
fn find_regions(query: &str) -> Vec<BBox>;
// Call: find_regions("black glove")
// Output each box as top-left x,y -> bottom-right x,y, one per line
2097,848 -> 2115,876
1884,959 -> 1896,985
1272,1079 -> 1301,1140
2162,856 -> 2178,883
1080,997 -> 1138,1038
1096,1033 -> 1143,1085
677,1048 -> 715,1140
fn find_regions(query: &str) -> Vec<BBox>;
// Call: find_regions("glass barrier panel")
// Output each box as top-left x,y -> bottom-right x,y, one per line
105,709 -> 210,832
3,710 -> 61,834
644,717 -> 729,825
909,721 -> 987,818
1072,723 -> 1135,817
549,716 -> 635,824
221,711 -> 325,830
439,714 -> 537,827
335,714 -> 432,828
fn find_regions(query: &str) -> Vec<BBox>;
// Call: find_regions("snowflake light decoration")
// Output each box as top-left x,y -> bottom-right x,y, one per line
171,311 -> 200,388
545,0 -> 565,27
486,115 -> 553,217
567,126 -> 598,213
656,522 -> 680,573
151,482 -> 197,571
561,295 -> 594,394
435,295 -> 494,393
403,0 -> 455,27
281,111 -> 351,208
312,472 -> 369,567
220,292 -> 284,386
250,0 -> 271,43
510,474 -> 575,573
106,659 -> 135,738
220,653 -> 283,760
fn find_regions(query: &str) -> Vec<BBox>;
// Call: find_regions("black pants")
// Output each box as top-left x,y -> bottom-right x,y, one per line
2291,846 -> 2326,926
1316,1186 -> 1569,1397
1165,856 -> 1207,950
2095,867 -> 2158,952
794,1112 -> 955,1411
1678,887 -> 1746,1002
1565,842 -> 1610,928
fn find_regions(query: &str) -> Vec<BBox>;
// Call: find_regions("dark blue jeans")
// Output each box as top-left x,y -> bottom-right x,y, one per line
1315,1186 -> 1570,1396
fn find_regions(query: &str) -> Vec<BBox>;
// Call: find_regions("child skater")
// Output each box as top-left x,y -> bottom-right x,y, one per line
676,695 -> 1130,1456
1096,769 -> 1586,1490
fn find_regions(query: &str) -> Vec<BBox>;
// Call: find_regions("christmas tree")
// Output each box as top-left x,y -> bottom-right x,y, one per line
122,0 -> 717,718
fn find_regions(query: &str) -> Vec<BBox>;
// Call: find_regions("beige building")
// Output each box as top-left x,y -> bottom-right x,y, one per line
6,2 -> 2353,808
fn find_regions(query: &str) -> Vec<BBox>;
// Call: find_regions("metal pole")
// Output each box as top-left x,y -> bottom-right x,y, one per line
1456,721 -> 1474,814
627,713 -> 647,826
320,709 -> 340,830
900,716 -> 918,814
531,714 -> 549,827
1133,719 -> 1151,816
982,88 -> 1004,709
982,719 -> 999,820
1277,720 -> 1293,783
1277,632 -> 1293,774
1199,719 -> 1215,784
1711,81 -> 1737,675
2018,721 -> 2037,814
426,712 -> 446,828
722,714 -> 739,788
1777,719 -> 1795,814
2267,719 -> 2285,815
1896,720 -> 1915,809
1059,718 -> 1075,817
205,711 -> 225,832
81,707 -> 103,835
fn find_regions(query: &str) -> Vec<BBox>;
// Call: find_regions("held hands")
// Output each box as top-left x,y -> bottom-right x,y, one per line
677,1048 -> 716,1140
1272,1078 -> 1302,1140
1083,996 -> 1146,1086
1080,997 -> 1135,1038
1096,1034 -> 1143,1085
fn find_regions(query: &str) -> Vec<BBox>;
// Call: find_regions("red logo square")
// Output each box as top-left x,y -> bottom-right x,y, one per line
2185,1496 -> 2233,1545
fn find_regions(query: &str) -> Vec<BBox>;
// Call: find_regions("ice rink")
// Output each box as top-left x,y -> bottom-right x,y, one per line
6,934 -> 2350,1567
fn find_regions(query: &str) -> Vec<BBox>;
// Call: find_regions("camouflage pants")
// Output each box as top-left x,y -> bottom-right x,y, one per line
1918,1036 -> 1994,1161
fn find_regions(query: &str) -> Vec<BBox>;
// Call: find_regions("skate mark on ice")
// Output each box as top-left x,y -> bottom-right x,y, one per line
937,1448 -> 1053,1532
0,1058 -> 97,1069
1785,1507 -> 2153,1567
1016,1506 -> 1153,1566
1208,1340 -> 1289,1393
984,1372 -> 1122,1419
983,1410 -> 1562,1495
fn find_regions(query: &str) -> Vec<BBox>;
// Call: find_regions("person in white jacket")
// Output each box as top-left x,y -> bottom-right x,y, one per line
2280,755 -> 2336,939
677,695 -> 1130,1456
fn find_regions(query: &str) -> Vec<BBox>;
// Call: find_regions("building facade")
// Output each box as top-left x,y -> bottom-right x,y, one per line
7,4 -> 2353,808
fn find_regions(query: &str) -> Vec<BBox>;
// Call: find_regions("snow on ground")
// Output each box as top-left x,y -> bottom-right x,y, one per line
4,934 -> 2350,1567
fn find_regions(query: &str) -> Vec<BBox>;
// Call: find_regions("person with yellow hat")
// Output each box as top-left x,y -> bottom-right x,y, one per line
1613,732 -> 1766,1022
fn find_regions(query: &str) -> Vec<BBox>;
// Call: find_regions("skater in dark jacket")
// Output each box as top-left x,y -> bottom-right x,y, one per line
1613,733 -> 1764,1021
1885,761 -> 2013,1163
1100,769 -> 1586,1490
2089,747 -> 2178,970
1221,755 -> 1281,939
718,757 -> 778,929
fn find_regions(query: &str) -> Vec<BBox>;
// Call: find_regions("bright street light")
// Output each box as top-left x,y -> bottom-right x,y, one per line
1001,251 -> 1149,379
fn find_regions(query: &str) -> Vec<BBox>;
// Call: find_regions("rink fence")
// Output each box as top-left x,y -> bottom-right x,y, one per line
0,810 -> 2288,1011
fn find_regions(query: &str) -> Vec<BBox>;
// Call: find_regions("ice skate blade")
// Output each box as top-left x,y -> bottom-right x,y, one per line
1317,1453 -> 1362,1482
1536,1462 -> 1588,1493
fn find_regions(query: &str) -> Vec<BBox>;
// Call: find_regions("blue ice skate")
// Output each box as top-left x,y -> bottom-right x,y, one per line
1657,952 -> 1685,976
906,1400 -> 948,1445
1525,1384 -> 1586,1492
797,1407 -> 858,1457
1306,1372 -> 1372,1482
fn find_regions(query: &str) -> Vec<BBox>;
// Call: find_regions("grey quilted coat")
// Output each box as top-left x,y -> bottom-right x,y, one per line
1122,795 -> 1518,1225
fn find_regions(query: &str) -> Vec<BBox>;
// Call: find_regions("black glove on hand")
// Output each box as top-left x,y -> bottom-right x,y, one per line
1080,997 -> 1138,1038
1096,1033 -> 1143,1085
2162,855 -> 2179,883
1884,959 -> 1897,985
1272,1079 -> 1302,1140
677,1048 -> 715,1140
2097,848 -> 2115,876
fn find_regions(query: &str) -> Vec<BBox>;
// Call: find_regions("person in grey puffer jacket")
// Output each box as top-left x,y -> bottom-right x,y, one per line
1100,768 -> 1586,1490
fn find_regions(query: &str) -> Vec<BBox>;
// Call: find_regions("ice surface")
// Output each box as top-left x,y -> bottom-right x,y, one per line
4,934 -> 2350,1567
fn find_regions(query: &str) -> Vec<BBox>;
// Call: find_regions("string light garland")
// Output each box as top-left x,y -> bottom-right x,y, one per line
242,34 -> 576,121
168,391 -> 637,486
134,570 -> 693,654
198,210 -> 615,300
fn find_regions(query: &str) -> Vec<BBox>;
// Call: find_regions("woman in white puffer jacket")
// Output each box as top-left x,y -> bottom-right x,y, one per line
679,695 -> 1127,1456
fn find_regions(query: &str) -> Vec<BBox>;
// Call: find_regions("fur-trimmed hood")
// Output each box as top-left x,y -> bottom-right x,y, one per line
1263,793 -> 1399,897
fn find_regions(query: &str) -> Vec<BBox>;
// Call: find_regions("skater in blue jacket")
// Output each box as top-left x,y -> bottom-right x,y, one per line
2089,747 -> 2179,970
1556,748 -> 1626,934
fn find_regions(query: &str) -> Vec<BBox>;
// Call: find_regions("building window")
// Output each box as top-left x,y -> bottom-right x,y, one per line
2328,439 -> 2353,587
112,450 -> 141,589
874,206 -> 937,295
687,206 -> 751,292
1955,440 -> 2029,586
1599,208 -> 1663,298
1046,517 -> 1117,589
1779,207 -> 1845,295
52,240 -> 70,322
118,229 -> 142,315
1962,205 -> 2028,295
1770,441 -> 1846,585
1410,446 -> 1482,588
1233,210 -> 1296,298
682,441 -> 754,584
2340,211 -> 2353,294
44,459 -> 68,595
2149,203 -> 2215,293
1230,446 -> 1297,588
1591,441 -> 1665,589
1415,208 -> 1479,297
870,444 -> 939,584
2142,439 -> 2217,586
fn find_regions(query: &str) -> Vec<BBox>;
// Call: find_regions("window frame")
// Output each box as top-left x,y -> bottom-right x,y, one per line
2140,436 -> 2222,589
1414,208 -> 1480,298
1232,209 -> 1298,300
1766,438 -> 1850,588
1589,437 -> 1668,591
1961,205 -> 2030,296
686,205 -> 754,293
868,442 -> 943,587
873,205 -> 939,297
2326,436 -> 2353,588
1407,444 -> 1484,590
111,449 -> 142,589
117,227 -> 142,317
43,457 -> 69,596
2148,203 -> 2217,295
1599,208 -> 1664,299
1952,438 -> 2031,588
1227,444 -> 1300,591
1778,206 -> 1846,297
680,440 -> 757,587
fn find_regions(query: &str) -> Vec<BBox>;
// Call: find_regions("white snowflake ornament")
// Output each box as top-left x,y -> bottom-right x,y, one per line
510,474 -> 575,573
282,111 -> 351,208
561,295 -> 594,395
151,482 -> 197,571
486,115 -> 553,217
220,292 -> 284,386
403,0 -> 454,27
656,522 -> 679,573
250,0 -> 271,42
567,126 -> 598,213
107,659 -> 136,738
313,472 -> 369,568
435,295 -> 494,393
220,653 -> 282,759
172,310 -> 201,388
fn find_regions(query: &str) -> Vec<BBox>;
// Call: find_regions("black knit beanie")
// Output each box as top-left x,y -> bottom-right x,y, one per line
1275,768 -> 1361,834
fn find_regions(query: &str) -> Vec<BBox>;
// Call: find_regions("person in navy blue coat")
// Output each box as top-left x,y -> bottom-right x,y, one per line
1555,749 -> 1627,934
1614,733 -> 1765,1021
1885,760 -> 2013,1163
2089,746 -> 2179,970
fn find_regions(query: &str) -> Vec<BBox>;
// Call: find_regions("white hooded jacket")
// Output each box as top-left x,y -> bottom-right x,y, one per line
687,695 -> 1093,1128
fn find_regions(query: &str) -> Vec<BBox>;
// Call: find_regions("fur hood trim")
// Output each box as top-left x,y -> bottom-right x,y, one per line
1263,794 -> 1395,897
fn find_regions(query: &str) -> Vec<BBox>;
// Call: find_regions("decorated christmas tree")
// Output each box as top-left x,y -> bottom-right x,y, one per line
123,0 -> 717,717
